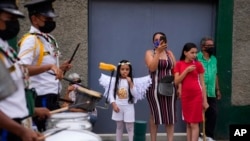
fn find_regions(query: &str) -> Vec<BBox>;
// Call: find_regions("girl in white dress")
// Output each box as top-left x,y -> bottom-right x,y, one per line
99,60 -> 151,141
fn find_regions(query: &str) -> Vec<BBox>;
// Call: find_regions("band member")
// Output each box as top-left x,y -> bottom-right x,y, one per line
18,0 -> 72,132
0,0 -> 50,140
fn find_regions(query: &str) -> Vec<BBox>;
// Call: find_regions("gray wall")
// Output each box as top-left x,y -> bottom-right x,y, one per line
18,0 -> 89,92
232,0 -> 250,106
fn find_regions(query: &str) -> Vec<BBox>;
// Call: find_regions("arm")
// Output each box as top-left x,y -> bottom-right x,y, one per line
145,41 -> 167,72
215,75 -> 221,100
145,50 -> 160,72
177,84 -> 182,98
199,73 -> 209,110
108,82 -> 119,112
0,111 -> 39,141
61,85 -> 75,107
174,65 -> 196,85
167,50 -> 177,68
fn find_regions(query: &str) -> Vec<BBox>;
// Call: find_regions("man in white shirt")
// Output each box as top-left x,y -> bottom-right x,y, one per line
18,0 -> 71,132
0,0 -> 51,140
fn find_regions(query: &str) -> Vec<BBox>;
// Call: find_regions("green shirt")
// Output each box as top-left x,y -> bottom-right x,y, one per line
197,52 -> 217,97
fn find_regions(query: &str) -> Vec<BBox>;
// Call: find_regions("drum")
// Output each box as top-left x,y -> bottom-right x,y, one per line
74,87 -> 102,112
55,120 -> 92,131
46,112 -> 89,129
45,129 -> 102,141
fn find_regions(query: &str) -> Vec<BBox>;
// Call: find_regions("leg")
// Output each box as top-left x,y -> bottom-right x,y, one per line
149,114 -> 158,141
125,122 -> 134,141
205,98 -> 217,139
116,121 -> 124,141
186,123 -> 191,141
190,123 -> 199,141
165,124 -> 174,141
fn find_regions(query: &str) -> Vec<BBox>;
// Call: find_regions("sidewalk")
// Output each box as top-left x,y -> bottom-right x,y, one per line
99,133 -> 229,141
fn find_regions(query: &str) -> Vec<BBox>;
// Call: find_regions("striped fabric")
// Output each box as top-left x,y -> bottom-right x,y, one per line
146,55 -> 177,124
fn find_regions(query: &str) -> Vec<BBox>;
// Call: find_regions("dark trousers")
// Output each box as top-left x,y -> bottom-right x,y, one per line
0,119 -> 23,141
205,97 -> 217,138
33,93 -> 60,132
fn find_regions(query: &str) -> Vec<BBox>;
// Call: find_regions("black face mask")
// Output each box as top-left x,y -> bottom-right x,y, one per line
205,47 -> 215,56
0,20 -> 20,40
39,21 -> 56,33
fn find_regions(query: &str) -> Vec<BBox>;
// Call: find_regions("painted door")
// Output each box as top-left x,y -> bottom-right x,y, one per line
89,0 -> 216,133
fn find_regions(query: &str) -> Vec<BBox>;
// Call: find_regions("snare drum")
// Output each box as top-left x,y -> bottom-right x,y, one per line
46,112 -> 89,129
75,88 -> 102,112
45,129 -> 102,141
55,120 -> 92,131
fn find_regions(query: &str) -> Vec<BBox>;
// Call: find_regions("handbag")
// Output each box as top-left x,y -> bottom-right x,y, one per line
157,75 -> 174,96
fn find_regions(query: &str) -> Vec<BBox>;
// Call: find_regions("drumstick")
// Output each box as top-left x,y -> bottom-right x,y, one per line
50,101 -> 90,114
77,86 -> 102,98
50,107 -> 68,114
38,127 -> 69,140
47,72 -> 102,98
47,72 -> 87,88
63,43 -> 81,75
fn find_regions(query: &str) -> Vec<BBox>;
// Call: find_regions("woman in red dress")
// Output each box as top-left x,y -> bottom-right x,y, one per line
174,43 -> 209,141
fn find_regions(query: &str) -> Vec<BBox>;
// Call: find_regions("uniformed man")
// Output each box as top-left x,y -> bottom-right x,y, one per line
18,0 -> 72,132
0,0 -> 50,140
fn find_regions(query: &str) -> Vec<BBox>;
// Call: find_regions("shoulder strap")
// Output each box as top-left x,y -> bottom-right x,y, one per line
18,33 -> 44,66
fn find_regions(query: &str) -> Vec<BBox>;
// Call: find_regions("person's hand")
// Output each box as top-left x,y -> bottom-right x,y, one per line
216,90 -> 222,100
186,65 -> 196,73
34,107 -> 51,119
49,65 -> 63,80
67,85 -> 75,92
112,102 -> 120,113
177,87 -> 181,98
60,60 -> 72,72
155,40 -> 167,54
203,101 -> 209,111
20,128 -> 40,141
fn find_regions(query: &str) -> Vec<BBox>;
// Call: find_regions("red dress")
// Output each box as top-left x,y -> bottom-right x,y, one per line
174,60 -> 204,123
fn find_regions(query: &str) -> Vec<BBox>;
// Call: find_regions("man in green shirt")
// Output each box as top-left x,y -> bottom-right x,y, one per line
197,37 -> 221,141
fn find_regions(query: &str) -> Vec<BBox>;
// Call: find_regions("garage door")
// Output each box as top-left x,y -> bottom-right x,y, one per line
89,0 -> 216,133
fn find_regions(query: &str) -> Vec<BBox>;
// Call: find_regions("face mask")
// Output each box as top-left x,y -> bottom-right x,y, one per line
0,20 -> 20,40
205,47 -> 215,56
153,40 -> 160,48
39,21 -> 56,33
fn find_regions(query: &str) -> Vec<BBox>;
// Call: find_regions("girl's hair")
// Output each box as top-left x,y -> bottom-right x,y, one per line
113,60 -> 134,104
152,32 -> 167,42
180,42 -> 197,60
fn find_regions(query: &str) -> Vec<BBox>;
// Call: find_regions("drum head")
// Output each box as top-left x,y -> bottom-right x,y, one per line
45,129 -> 101,141
56,121 -> 92,130
51,112 -> 88,119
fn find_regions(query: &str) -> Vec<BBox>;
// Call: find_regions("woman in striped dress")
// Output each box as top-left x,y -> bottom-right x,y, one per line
144,32 -> 177,141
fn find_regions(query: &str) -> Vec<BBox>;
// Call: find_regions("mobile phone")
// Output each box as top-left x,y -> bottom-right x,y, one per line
160,36 -> 167,43
154,36 -> 167,47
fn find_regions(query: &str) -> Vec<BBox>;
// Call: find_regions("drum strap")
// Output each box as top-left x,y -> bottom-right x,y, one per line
18,33 -> 44,66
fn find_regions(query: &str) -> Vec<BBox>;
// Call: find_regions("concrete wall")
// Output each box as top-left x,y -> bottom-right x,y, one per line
18,0 -> 89,93
232,0 -> 250,106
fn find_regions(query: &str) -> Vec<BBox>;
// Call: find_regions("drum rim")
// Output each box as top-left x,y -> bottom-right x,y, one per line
45,129 -> 101,140
50,112 -> 89,118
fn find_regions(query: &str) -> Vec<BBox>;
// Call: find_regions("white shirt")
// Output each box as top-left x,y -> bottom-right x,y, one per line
18,26 -> 61,96
0,39 -> 29,118
109,78 -> 138,105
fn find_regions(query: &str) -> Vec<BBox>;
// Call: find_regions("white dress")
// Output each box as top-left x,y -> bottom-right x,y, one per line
99,73 -> 151,122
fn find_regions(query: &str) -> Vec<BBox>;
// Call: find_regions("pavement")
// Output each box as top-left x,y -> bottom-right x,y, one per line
99,133 -> 229,141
